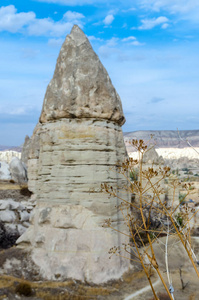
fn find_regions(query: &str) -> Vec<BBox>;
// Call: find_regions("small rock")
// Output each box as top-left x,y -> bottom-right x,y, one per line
9,157 -> 27,184
0,161 -> 11,180
0,210 -> 16,223
19,211 -> 30,222
17,224 -> 27,235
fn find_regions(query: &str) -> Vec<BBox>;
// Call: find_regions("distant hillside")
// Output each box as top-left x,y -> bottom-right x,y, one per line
0,145 -> 22,152
123,130 -> 199,149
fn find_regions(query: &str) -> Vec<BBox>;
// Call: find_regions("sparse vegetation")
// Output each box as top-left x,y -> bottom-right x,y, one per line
102,139 -> 199,300
19,184 -> 32,196
129,168 -> 139,181
179,193 -> 186,203
15,281 -> 32,296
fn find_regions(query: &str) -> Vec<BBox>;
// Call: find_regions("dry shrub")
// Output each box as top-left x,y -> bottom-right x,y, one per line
15,282 -> 32,296
20,185 -> 32,196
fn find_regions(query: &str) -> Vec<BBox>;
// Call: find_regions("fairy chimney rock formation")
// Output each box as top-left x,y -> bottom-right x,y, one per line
17,25 -> 130,284
39,25 -> 125,125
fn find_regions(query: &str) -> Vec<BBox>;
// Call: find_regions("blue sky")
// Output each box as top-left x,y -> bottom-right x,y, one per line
0,0 -> 199,146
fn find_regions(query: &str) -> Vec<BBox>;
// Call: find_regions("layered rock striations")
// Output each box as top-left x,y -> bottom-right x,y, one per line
17,25 -> 130,283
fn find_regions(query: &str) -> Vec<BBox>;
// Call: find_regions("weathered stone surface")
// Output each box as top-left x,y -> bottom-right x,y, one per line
9,157 -> 27,184
18,25 -> 130,284
0,161 -> 11,180
0,199 -> 23,210
27,123 -> 42,194
0,210 -> 16,223
40,25 -> 125,125
143,146 -> 164,165
0,198 -> 34,244
21,135 -> 31,166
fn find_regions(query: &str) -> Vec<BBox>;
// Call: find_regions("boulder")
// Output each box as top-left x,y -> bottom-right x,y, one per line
0,161 -> 11,180
9,157 -> 27,184
143,146 -> 164,165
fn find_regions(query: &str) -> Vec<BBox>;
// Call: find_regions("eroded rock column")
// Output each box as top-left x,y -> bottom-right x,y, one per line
17,25 -> 130,284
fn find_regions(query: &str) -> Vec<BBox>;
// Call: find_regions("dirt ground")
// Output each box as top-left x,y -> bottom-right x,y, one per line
0,263 -> 153,300
0,262 -> 199,299
0,180 -> 30,201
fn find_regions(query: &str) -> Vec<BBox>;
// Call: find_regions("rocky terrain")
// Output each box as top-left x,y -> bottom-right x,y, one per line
124,130 -> 199,150
0,182 -> 34,250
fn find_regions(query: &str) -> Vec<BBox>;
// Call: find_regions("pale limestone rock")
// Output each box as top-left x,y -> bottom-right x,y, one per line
143,146 -> 164,165
27,123 -> 42,194
9,157 -> 27,184
0,161 -> 11,180
0,151 -> 21,164
40,25 -> 125,125
19,211 -> 30,222
17,25 -> 130,284
21,135 -> 31,166
0,210 -> 16,223
17,224 -> 27,235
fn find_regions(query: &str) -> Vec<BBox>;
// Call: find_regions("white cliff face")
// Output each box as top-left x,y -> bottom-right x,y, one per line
156,147 -> 199,160
0,151 -> 21,164
129,147 -> 199,160
17,25 -> 130,284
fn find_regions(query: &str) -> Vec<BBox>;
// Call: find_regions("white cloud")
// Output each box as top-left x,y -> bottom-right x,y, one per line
122,8 -> 136,13
36,0 -> 108,5
139,0 -> 199,14
103,14 -> 114,25
99,35 -> 145,59
0,5 -> 35,33
63,11 -> 85,21
138,0 -> 199,23
122,36 -> 144,46
2,104 -> 38,116
88,35 -> 103,42
122,36 -> 136,42
98,37 -> 119,58
139,16 -> 169,30
27,18 -> 73,37
106,37 -> 119,46
131,40 -> 145,46
0,5 -> 85,37
161,23 -> 169,29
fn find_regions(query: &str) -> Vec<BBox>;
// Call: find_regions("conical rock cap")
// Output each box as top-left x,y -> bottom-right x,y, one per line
40,25 -> 125,125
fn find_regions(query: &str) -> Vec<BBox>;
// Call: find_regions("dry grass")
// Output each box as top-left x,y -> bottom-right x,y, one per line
123,269 -> 147,284
0,268 -> 153,300
189,294 -> 196,300
0,275 -> 115,300
0,183 -> 20,190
